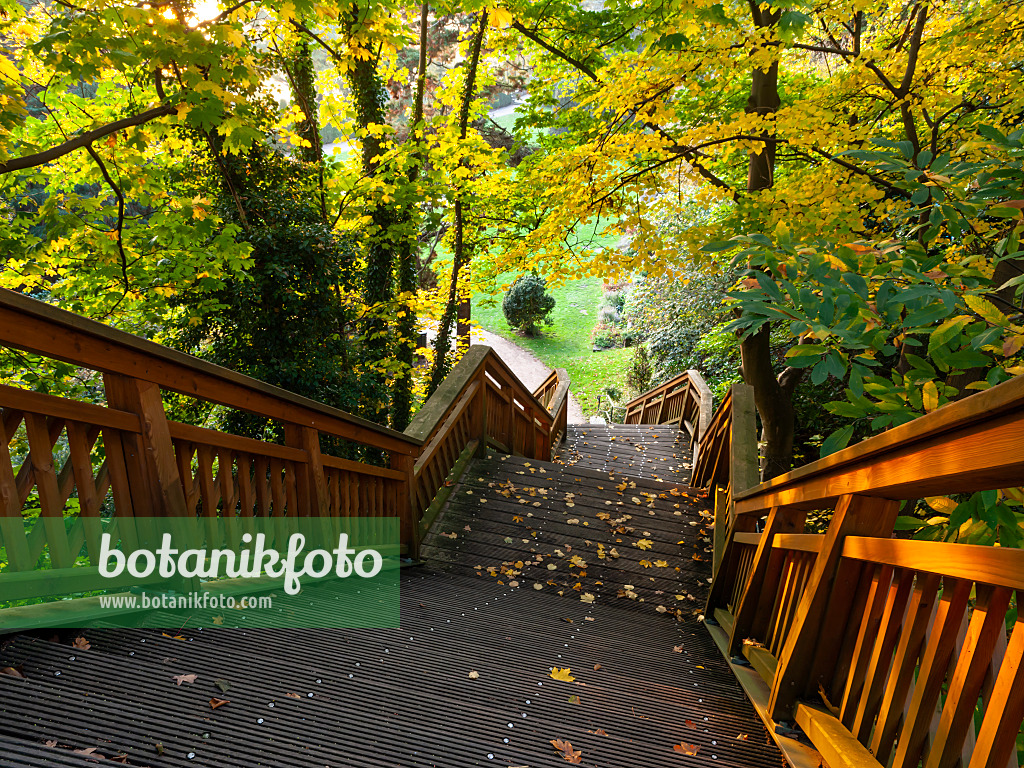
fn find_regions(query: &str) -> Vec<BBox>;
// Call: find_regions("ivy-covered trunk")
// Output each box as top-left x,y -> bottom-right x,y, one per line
348,48 -> 399,425
427,10 -> 487,397
391,1 -> 431,431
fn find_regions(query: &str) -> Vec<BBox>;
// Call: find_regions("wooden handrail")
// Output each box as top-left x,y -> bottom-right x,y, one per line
0,288 -> 418,454
0,288 -> 569,618
702,373 -> 1024,768
622,369 -> 712,440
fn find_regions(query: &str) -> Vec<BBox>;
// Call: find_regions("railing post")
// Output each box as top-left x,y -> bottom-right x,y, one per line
103,373 -> 187,516
284,425 -> 330,516
767,493 -> 900,718
474,372 -> 488,459
390,450 -> 419,559
711,382 -> 758,579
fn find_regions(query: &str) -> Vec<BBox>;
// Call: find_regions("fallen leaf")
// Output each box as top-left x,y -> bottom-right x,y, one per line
673,742 -> 700,756
172,673 -> 198,686
72,636 -> 91,650
593,728 -> 608,736
673,646 -> 684,653
468,670 -> 480,679
212,615 -> 224,625
44,740 -> 57,747
593,663 -> 602,670
1,666 -> 25,679
549,667 -> 575,682
684,719 -> 697,729
286,692 -> 301,699
568,695 -> 581,704
736,734 -> 749,740
73,747 -> 99,756
214,679 -> 231,693
636,539 -> 653,550
580,592 -> 596,604
550,739 -> 583,763
209,697 -> 230,709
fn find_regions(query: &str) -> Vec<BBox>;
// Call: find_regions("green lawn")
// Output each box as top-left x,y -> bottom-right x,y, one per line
472,275 -> 632,417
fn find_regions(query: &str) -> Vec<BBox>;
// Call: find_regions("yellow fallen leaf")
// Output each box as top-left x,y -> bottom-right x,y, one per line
549,667 -> 575,682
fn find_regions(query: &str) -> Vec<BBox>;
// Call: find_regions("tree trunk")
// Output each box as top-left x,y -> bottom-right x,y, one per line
348,42 -> 398,425
391,1 -> 431,431
427,10 -> 487,396
739,6 -> 796,481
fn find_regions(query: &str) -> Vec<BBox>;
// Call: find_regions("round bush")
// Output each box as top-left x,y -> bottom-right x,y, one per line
502,274 -> 556,335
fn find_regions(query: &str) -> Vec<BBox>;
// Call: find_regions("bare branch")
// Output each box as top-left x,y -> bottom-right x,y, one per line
85,143 -> 129,290
510,21 -> 599,82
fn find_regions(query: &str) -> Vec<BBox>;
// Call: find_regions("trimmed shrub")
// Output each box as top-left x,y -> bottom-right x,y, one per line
502,274 -> 556,335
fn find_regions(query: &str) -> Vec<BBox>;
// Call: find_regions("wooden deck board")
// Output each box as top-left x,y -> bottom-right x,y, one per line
0,427 -> 780,768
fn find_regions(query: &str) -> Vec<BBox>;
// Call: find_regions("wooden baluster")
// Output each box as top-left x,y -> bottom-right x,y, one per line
23,413 -> 73,569
966,608 -> 1024,768
727,506 -> 804,654
870,572 -> 942,763
892,577 -> 972,768
704,512 -> 759,619
390,448 -> 418,557
924,584 -> 1013,768
839,564 -> 896,725
768,493 -> 900,718
65,421 -> 103,565
103,373 -> 187,516
851,567 -> 915,741
0,413 -> 32,571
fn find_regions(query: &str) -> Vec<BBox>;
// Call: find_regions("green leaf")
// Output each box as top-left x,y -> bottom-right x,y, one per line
820,425 -> 855,458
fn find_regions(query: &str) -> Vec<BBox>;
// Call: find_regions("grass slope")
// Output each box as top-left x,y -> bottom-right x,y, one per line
473,276 -> 631,416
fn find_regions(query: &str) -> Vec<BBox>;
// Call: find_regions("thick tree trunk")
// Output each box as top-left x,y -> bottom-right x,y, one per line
739,7 -> 796,481
391,1 -> 431,431
348,49 -> 397,425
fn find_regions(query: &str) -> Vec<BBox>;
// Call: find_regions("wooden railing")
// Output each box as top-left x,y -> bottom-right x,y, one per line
703,372 -> 1024,768
622,370 -> 713,444
0,289 -> 568,616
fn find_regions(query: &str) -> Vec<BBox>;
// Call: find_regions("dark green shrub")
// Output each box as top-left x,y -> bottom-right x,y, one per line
626,345 -> 653,393
502,274 -> 556,335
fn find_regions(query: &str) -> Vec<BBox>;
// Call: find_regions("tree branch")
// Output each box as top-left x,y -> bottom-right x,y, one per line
510,21 -> 599,82
0,103 -> 176,174
85,143 -> 129,290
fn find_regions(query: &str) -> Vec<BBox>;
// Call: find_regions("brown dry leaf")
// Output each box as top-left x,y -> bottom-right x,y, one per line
1,666 -> 25,679
673,742 -> 701,756
673,646 -> 684,653
44,740 -> 57,747
172,673 -> 198,686
593,663 -> 602,671
594,728 -> 608,736
736,734 -> 749,740
72,636 -> 91,650
209,697 -> 230,709
286,692 -> 301,699
73,747 -> 99,756
468,670 -> 480,679
683,719 -> 697,729
212,615 -> 224,625
550,739 -> 583,763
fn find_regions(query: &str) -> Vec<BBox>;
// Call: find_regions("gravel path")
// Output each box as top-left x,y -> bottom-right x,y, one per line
469,327 -> 586,423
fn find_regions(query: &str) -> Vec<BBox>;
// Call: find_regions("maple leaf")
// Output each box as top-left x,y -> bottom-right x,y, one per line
286,692 -> 301,698
172,673 -> 198,686
636,539 -> 653,550
72,636 -> 91,650
640,559 -> 653,568
684,719 -> 697,729
549,667 -> 575,682
673,742 -> 701,755
468,670 -> 480,679
212,615 -> 225,625
512,515 -> 524,522
580,592 -> 596,603
654,559 -> 669,567
570,555 -> 587,568
673,645 -> 684,653
209,697 -> 230,709
550,739 -> 583,763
